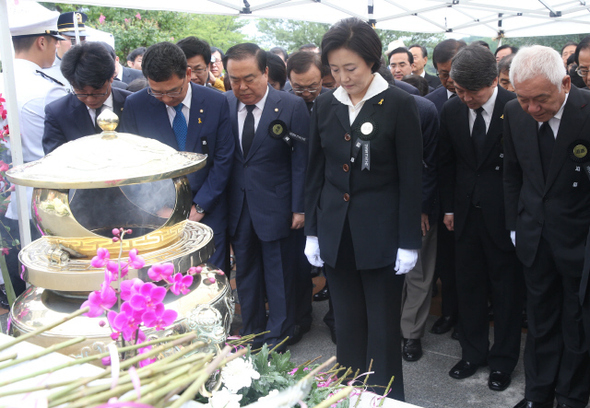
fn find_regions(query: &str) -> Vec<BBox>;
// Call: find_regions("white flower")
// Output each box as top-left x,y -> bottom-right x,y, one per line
256,389 -> 279,403
220,357 -> 261,393
209,387 -> 243,408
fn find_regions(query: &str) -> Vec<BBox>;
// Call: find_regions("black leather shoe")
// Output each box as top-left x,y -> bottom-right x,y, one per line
513,398 -> 554,408
488,370 -> 511,391
431,315 -> 456,334
451,328 -> 460,340
286,325 -> 304,346
555,404 -> 574,408
402,338 -> 422,362
313,285 -> 330,302
448,360 -> 483,379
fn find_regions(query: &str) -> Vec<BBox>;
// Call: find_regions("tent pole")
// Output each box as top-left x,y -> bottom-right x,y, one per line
0,0 -> 33,248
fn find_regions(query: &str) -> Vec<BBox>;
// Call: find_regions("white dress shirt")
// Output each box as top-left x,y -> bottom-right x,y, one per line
237,86 -> 269,152
468,86 -> 498,135
333,73 -> 389,125
165,83 -> 192,127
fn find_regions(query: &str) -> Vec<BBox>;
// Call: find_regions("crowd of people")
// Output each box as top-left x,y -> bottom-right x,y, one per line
4,7 -> 590,408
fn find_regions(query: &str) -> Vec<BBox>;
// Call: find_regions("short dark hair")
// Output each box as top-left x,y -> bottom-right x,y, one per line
211,46 -> 225,59
497,53 -> 515,74
176,36 -> 211,64
432,39 -> 467,70
378,62 -> 395,85
223,43 -> 266,74
450,43 -> 498,91
320,18 -> 382,74
97,42 -> 116,61
126,47 -> 146,63
562,41 -> 578,55
408,44 -> 427,58
287,51 -> 323,79
127,77 -> 149,92
472,40 -> 490,49
321,64 -> 332,77
299,43 -> 319,52
61,42 -> 115,89
270,46 -> 289,62
142,42 -> 187,82
12,35 -> 48,53
401,74 -> 429,96
575,36 -> 590,65
495,44 -> 518,57
266,51 -> 286,89
388,47 -> 414,64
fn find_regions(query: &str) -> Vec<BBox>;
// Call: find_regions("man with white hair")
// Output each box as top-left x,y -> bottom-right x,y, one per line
504,45 -> 590,408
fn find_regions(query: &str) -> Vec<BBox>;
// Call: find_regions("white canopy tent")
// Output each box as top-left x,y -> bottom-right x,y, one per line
44,0 -> 590,38
1,0 -> 590,246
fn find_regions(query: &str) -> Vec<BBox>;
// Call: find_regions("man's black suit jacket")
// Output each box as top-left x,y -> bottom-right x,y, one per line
305,85 -> 423,270
504,85 -> 590,273
439,86 -> 516,251
122,66 -> 144,85
43,87 -> 131,154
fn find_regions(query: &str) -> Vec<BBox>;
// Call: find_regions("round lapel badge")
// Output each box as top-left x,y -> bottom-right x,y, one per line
361,122 -> 374,136
355,119 -> 378,141
269,119 -> 288,139
569,140 -> 590,162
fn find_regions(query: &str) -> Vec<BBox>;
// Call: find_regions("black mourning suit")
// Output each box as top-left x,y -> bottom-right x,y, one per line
504,85 -> 590,407
439,86 -> 524,373
306,83 -> 422,399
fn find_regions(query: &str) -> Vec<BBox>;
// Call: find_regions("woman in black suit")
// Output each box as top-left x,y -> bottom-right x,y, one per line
304,18 -> 423,399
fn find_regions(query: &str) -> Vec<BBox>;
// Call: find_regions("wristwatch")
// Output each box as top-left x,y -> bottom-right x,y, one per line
194,204 -> 205,214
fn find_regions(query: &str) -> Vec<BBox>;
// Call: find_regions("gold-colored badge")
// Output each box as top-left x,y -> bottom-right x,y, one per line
272,123 -> 283,136
573,144 -> 588,159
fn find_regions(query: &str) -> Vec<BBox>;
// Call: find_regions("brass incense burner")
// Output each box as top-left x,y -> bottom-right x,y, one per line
5,110 -> 234,359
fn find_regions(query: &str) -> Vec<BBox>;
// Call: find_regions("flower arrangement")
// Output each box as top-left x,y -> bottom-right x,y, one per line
0,93 -> 19,307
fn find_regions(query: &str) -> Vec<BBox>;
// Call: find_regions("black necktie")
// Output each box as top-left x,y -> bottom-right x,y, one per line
472,107 -> 486,162
538,121 -> 555,182
242,105 -> 256,157
95,106 -> 103,133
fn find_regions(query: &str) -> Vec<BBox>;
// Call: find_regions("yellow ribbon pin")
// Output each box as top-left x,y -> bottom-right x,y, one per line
500,114 -> 504,119
198,118 -> 202,124
378,99 -> 384,105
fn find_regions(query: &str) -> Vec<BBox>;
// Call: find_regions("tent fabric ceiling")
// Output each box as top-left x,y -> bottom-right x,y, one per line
50,0 -> 590,37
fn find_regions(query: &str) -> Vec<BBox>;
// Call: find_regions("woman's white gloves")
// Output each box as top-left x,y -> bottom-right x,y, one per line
395,248 -> 419,275
304,236 -> 324,267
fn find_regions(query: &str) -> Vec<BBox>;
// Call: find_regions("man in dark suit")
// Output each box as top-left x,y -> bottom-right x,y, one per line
121,42 -> 234,271
439,44 -> 523,391
425,39 -> 466,338
43,42 -> 131,154
505,45 -> 590,408
410,44 -> 441,89
224,43 -> 308,350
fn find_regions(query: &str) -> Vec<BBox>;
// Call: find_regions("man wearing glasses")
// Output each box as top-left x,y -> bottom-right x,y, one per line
43,42 -> 131,154
574,36 -> 590,90
176,36 -> 221,91
121,42 -> 234,272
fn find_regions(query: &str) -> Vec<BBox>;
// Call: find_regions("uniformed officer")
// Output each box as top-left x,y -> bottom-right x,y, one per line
4,4 -> 65,295
43,11 -> 88,88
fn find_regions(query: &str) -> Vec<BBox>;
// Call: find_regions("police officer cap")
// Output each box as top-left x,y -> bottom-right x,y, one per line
58,11 -> 88,37
9,1 -> 65,40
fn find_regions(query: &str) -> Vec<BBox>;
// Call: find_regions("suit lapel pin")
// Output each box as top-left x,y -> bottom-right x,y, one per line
198,118 -> 202,124
500,114 -> 504,119
274,108 -> 279,112
200,109 -> 204,113
378,99 -> 384,105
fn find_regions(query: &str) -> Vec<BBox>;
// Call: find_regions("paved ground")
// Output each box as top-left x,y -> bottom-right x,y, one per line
0,280 -> 527,408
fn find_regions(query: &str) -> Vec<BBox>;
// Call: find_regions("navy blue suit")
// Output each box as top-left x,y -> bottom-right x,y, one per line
226,85 -> 309,348
425,85 -> 452,114
43,87 -> 131,154
122,83 -> 235,270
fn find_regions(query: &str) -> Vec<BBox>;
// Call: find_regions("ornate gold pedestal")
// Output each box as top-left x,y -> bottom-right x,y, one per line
5,111 -> 234,361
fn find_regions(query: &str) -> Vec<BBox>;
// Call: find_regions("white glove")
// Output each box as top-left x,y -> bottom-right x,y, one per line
305,236 -> 324,267
510,231 -> 516,247
395,248 -> 419,275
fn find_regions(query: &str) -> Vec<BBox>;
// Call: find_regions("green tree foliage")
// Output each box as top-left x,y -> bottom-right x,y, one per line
39,3 -> 249,59
256,19 -> 330,53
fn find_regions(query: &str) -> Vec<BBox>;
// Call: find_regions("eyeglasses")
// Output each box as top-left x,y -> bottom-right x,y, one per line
190,67 -> 208,74
576,67 -> 590,77
293,87 -> 319,94
437,72 -> 450,80
147,78 -> 186,97
72,82 -> 109,99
